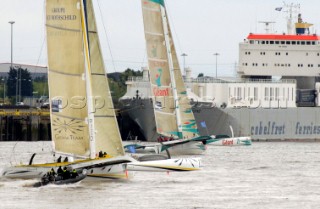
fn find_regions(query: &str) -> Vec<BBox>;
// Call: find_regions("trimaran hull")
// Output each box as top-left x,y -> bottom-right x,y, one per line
1,156 -> 201,179
124,141 -> 206,155
207,137 -> 252,146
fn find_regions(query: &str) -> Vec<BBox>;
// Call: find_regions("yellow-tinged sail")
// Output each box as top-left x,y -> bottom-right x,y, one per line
46,0 -> 90,157
85,0 -> 124,156
141,0 -> 199,139
46,0 -> 124,158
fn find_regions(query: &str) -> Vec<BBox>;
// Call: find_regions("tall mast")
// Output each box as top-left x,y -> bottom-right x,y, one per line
80,0 -> 96,159
283,3 -> 300,35
160,5 -> 183,139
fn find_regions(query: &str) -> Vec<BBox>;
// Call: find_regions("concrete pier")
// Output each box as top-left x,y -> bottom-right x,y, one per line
0,108 -> 50,141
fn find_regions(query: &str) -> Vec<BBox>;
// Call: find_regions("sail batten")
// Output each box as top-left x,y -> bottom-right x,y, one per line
46,24 -> 81,32
144,31 -> 163,36
148,58 -> 167,62
49,69 -> 83,77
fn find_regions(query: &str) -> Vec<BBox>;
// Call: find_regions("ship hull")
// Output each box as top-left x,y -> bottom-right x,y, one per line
120,99 -> 320,141
120,99 -> 158,141
194,105 -> 320,141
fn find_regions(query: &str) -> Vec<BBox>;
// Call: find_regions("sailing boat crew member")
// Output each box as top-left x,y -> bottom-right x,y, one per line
57,166 -> 63,175
71,169 -> 78,178
98,151 -> 103,157
62,167 -> 70,179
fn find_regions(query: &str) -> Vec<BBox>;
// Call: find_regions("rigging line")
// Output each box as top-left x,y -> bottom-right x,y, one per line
37,0 -> 47,97
163,0 -> 184,55
96,0 -> 117,72
37,1 -> 46,67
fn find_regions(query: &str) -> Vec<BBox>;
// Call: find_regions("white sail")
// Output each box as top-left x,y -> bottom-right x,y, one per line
141,0 -> 199,139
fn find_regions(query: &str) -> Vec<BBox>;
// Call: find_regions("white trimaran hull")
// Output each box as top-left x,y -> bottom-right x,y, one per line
1,156 -> 201,179
124,140 -> 207,155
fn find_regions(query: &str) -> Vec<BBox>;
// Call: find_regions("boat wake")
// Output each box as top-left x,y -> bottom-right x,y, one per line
247,166 -> 270,170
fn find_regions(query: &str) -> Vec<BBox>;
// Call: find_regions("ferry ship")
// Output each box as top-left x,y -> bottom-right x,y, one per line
119,4 -> 320,142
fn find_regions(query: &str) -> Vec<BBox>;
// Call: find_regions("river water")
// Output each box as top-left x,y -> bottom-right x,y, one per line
0,141 -> 320,209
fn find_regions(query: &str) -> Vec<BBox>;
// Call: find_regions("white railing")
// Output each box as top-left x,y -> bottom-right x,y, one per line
191,77 -> 296,84
127,76 -> 149,82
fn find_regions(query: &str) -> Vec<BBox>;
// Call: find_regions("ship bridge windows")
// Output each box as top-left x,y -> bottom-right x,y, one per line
275,52 -> 281,55
248,39 -> 317,46
245,52 -> 251,55
298,64 -> 304,67
260,52 -> 266,55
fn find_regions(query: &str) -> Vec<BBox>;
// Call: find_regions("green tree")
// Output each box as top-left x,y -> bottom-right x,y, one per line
197,73 -> 204,77
33,75 -> 48,97
7,66 -> 33,99
107,68 -> 143,107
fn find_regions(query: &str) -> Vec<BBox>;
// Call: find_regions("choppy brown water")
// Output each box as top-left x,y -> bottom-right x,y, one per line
1,142 -> 320,209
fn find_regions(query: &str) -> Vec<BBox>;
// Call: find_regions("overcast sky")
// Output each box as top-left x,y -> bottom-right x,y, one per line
1,0 -> 319,77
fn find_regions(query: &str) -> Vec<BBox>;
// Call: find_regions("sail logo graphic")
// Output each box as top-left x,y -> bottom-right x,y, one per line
155,68 -> 162,86
53,118 -> 85,140
174,158 -> 200,168
153,68 -> 169,96
153,87 -> 169,96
